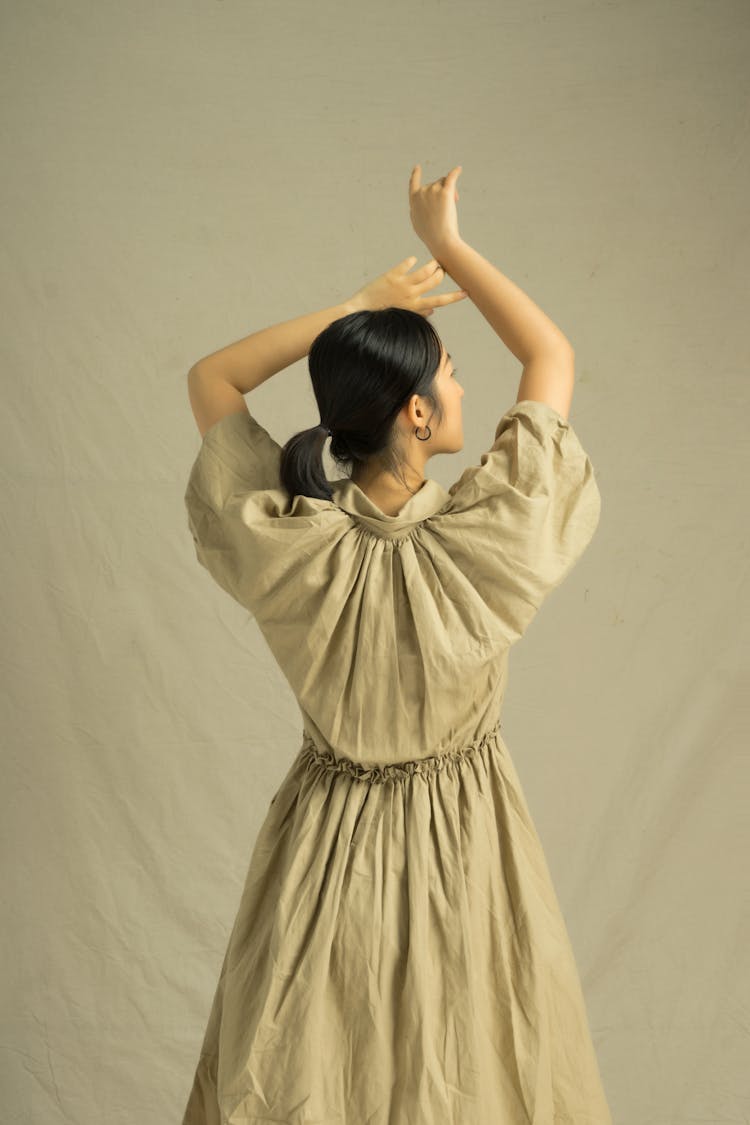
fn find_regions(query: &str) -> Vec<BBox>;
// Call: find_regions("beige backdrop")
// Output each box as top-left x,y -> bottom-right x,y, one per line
2,1 -> 749,1122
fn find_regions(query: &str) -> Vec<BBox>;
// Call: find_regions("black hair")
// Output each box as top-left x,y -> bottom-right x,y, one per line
279,307 -> 445,502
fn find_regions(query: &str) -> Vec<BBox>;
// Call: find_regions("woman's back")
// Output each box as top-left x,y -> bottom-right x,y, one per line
184,396 -> 601,763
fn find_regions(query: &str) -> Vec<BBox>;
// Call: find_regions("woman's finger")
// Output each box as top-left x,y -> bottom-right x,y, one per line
414,264 -> 447,294
409,258 -> 441,281
417,293 -> 464,315
434,290 -> 469,305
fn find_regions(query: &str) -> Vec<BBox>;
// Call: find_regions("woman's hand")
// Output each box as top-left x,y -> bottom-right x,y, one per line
409,164 -> 463,254
347,254 -> 467,317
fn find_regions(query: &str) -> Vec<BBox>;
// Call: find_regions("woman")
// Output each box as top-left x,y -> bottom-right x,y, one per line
181,165 -> 612,1124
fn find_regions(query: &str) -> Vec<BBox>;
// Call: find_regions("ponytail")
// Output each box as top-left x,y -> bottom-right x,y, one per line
279,423 -> 333,503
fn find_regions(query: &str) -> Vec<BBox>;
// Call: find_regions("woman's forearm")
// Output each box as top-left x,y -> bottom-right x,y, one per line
435,238 -> 573,362
189,298 -> 359,394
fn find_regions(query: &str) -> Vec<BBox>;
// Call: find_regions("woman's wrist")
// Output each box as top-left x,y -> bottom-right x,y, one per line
429,235 -> 467,269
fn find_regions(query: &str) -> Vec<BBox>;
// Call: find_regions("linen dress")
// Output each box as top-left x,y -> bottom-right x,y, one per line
181,397 -> 612,1125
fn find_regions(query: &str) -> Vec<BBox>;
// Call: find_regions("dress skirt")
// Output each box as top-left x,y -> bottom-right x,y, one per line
181,720 -> 612,1125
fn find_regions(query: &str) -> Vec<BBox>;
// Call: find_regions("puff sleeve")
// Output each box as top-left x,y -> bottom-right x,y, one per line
184,409 -> 286,613
425,399 -> 602,648
184,408 -> 346,622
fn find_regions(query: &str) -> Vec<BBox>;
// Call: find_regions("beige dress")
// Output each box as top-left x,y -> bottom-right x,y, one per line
181,398 -> 612,1125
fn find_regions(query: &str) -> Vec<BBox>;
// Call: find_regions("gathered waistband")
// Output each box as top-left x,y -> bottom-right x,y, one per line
298,719 -> 502,784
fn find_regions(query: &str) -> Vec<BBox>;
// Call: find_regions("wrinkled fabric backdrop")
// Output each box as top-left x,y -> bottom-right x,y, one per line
2,2 -> 748,1123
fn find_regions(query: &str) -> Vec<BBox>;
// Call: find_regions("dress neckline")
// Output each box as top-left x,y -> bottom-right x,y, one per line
330,476 -> 452,538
